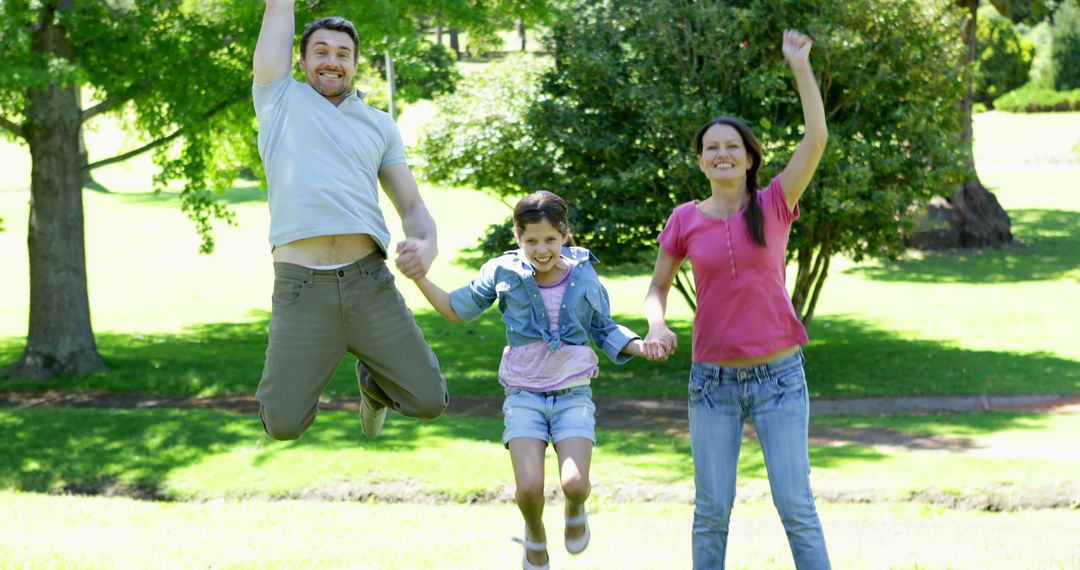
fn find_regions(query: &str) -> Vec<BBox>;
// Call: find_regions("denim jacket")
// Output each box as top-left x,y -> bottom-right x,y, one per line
449,246 -> 639,364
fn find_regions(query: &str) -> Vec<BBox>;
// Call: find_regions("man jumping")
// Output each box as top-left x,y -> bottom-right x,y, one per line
252,0 -> 447,440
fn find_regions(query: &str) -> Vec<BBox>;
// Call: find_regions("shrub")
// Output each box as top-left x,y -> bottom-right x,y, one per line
993,83 -> 1080,112
1052,0 -> 1080,89
416,54 -> 551,193
374,41 -> 459,103
1019,21 -> 1054,88
975,6 -> 1035,106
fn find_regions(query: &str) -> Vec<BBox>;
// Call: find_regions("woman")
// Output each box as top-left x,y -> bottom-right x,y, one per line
643,29 -> 831,569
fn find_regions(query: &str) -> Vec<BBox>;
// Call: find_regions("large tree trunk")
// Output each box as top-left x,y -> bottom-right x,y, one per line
912,0 -> 1012,249
5,1 -> 106,380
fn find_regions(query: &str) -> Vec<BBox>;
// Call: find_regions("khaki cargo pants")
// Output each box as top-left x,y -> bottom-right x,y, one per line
255,254 -> 448,440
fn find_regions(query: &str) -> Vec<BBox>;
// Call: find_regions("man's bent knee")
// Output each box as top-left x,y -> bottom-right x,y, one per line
400,393 -> 448,420
259,407 -> 313,441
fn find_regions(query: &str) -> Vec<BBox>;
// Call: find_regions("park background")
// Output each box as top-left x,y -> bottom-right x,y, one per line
1,0 -> 1079,568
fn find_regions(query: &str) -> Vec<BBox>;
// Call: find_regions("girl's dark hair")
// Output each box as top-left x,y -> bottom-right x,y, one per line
513,190 -> 577,247
300,17 -> 360,61
694,116 -> 766,247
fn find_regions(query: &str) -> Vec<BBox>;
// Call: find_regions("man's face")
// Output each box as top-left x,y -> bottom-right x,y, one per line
299,29 -> 358,100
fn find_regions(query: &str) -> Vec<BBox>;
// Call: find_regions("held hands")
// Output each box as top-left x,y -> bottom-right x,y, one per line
643,325 -> 678,361
395,237 -> 437,280
782,29 -> 812,68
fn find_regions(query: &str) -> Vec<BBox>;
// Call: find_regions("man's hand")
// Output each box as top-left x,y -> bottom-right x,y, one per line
395,237 -> 437,280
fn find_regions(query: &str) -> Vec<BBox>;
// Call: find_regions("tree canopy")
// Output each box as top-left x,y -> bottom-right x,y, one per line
0,0 -> 547,380
419,0 -> 968,323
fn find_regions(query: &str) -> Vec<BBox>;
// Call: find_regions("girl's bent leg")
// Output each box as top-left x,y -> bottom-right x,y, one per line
554,437 -> 593,542
509,437 -> 549,567
688,365 -> 745,570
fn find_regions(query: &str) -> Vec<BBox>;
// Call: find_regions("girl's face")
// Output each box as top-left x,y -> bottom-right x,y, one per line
516,220 -> 568,273
697,123 -> 753,184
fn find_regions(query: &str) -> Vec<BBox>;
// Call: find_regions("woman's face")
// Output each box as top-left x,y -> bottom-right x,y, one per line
697,123 -> 753,184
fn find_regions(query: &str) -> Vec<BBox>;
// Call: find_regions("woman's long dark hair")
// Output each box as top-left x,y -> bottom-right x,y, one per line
513,190 -> 577,246
694,116 -> 766,247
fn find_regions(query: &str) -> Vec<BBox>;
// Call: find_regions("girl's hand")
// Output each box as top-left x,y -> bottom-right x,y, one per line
644,325 -> 677,360
782,29 -> 812,67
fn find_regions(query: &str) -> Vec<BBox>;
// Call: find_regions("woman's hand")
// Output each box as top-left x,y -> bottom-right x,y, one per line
644,325 -> 678,361
782,29 -> 812,68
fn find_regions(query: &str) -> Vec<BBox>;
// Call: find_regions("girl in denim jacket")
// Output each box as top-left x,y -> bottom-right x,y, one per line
411,190 -> 656,570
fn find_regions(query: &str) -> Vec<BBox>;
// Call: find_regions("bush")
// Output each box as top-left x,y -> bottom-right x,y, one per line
374,41 -> 459,103
975,6 -> 1035,106
1052,0 -> 1080,89
993,83 -> 1080,112
1019,21 -> 1054,88
416,54 -> 551,193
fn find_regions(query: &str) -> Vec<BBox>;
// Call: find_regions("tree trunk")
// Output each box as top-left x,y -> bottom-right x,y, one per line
5,1 -> 106,380
449,29 -> 460,60
791,234 -> 833,326
913,0 -> 1012,249
951,0 -> 1012,246
519,18 -> 527,52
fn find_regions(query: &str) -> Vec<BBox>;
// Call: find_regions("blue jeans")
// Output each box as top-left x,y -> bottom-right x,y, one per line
688,349 -> 830,569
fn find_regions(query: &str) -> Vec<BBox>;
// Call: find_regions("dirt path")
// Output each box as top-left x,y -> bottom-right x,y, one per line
5,390 -> 1079,452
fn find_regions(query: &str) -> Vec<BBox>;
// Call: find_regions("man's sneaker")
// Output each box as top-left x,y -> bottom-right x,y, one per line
359,393 -> 387,439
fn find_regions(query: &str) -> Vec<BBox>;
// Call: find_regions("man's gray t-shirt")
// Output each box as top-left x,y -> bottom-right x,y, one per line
253,73 -> 406,252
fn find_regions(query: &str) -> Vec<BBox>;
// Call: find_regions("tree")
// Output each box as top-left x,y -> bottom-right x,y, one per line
975,5 -> 1035,106
420,0 -> 967,324
0,0 -> 497,381
924,0 -> 1016,250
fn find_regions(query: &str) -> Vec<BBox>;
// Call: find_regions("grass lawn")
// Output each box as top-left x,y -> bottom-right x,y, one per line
2,407 -> 1077,505
1,492 -> 1077,569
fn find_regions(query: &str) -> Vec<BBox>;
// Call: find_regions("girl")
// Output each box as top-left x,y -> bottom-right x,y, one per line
643,30 -> 831,569
411,190 -> 653,570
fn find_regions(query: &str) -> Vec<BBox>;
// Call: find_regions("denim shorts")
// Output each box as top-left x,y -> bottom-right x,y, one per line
501,385 -> 597,447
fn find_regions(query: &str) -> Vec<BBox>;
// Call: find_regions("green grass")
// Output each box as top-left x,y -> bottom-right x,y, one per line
2,407 -> 1076,503
1,493 -> 1078,569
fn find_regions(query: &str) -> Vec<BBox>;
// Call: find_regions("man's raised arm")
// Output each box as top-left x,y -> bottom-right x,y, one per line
253,0 -> 296,84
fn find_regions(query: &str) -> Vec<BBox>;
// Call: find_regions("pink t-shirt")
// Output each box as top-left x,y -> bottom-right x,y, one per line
658,176 -> 808,362
499,261 -> 599,391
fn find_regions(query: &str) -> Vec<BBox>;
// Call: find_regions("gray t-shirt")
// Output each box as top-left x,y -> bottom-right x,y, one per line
253,73 -> 406,252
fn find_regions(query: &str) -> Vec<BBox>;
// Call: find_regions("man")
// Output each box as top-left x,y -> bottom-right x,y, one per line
252,0 -> 447,440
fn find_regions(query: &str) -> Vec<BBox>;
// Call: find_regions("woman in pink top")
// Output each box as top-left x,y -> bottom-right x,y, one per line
643,30 -> 831,570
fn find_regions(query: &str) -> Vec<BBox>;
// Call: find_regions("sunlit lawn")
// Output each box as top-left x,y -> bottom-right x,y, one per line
1,492 -> 1077,570
2,407 -> 1077,504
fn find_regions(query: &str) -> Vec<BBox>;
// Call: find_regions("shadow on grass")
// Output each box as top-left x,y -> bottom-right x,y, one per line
849,209 -> 1080,284
112,185 -> 267,208
1,312 -> 1077,400
0,403 -> 876,496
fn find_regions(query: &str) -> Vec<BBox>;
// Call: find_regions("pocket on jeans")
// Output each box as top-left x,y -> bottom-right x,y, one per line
271,278 -> 304,305
568,386 -> 593,398
773,365 -> 807,391
687,368 -> 711,402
